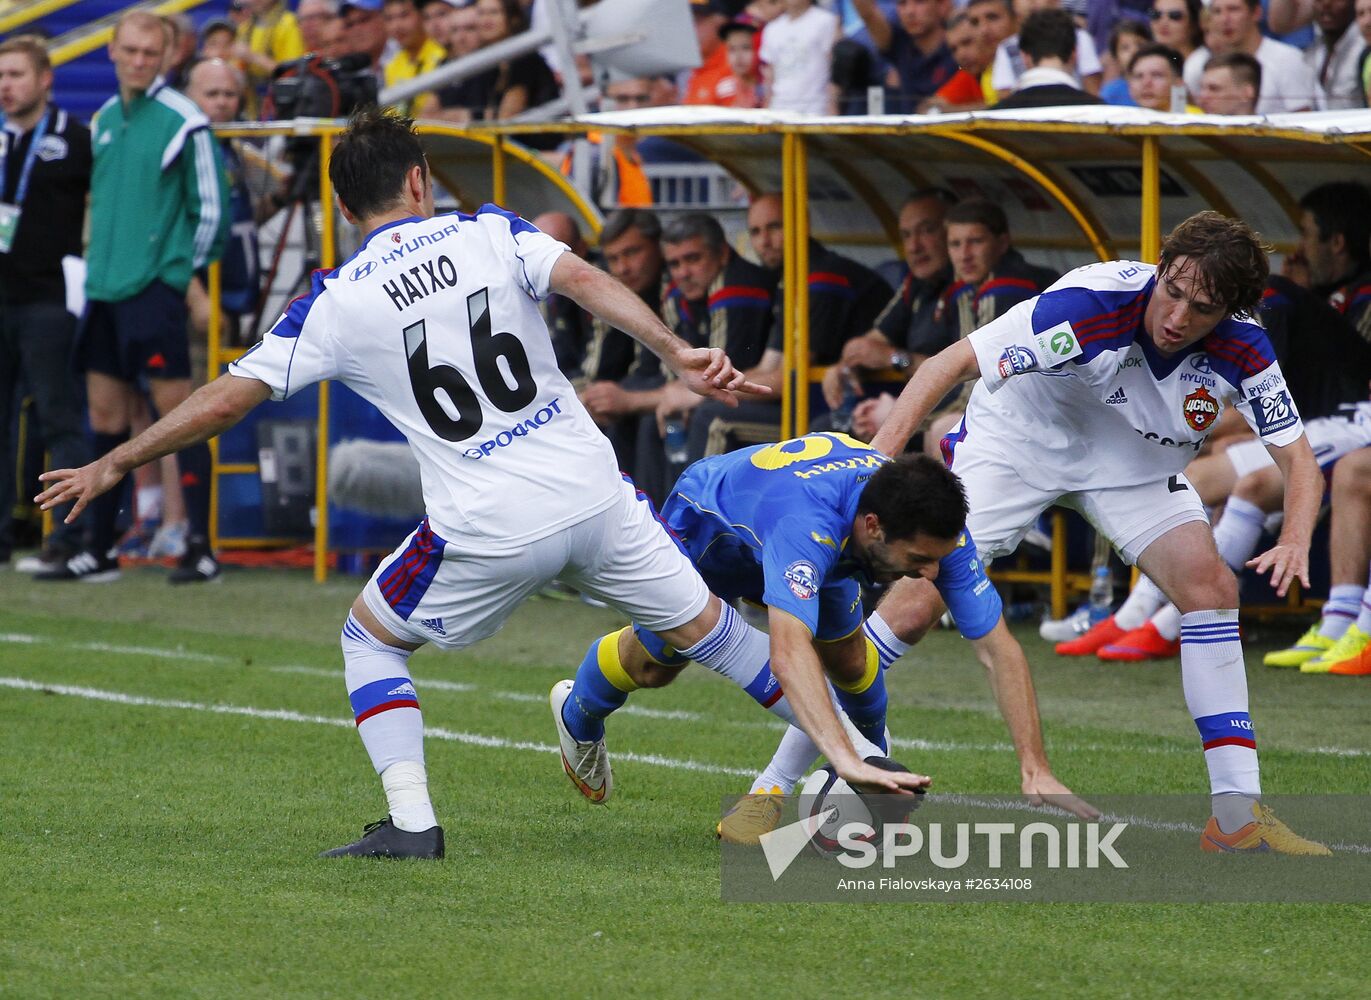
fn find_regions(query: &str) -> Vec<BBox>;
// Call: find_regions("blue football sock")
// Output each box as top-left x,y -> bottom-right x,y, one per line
561,628 -> 636,742
830,639 -> 888,752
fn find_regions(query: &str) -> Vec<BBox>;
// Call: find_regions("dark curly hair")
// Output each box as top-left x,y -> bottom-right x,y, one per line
856,454 -> 968,542
1157,211 -> 1270,319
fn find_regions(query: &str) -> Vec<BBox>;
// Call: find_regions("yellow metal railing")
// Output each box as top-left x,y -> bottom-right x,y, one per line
48,0 -> 215,67
0,0 -> 83,36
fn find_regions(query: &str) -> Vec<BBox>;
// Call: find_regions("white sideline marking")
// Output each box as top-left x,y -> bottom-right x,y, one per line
0,675 -> 754,778
5,674 -> 1366,852
3,631 -> 1369,759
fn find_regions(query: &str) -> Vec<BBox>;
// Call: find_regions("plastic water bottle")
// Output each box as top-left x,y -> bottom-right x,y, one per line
831,384 -> 860,433
1088,565 -> 1114,624
664,419 -> 689,465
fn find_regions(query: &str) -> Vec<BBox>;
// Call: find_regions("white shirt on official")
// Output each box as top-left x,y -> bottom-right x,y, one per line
1303,24 -> 1365,110
991,29 -> 1101,91
759,4 -> 839,114
229,206 -> 624,550
961,261 -> 1304,493
1183,37 -> 1318,113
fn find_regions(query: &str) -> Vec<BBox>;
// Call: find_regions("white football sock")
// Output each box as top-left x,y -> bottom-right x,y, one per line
1357,572 -> 1371,633
342,613 -> 436,832
1179,610 -> 1260,821
1150,603 -> 1182,642
1319,585 -> 1364,641
1212,496 -> 1266,572
381,761 -> 439,833
681,603 -> 796,725
864,612 -> 911,670
754,724 -> 820,794
1114,574 -> 1168,630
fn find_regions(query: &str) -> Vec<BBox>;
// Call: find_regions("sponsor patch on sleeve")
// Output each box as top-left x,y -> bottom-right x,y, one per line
1032,321 -> 1082,365
1252,389 -> 1299,436
784,560 -> 820,600
996,346 -> 1038,378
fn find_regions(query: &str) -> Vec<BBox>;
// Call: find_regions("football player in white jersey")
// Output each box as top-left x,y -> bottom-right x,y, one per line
36,110 -> 930,860
857,212 -> 1332,855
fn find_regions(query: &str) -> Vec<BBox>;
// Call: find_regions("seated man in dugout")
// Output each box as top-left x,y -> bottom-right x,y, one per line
853,197 -> 1057,457
657,193 -> 893,465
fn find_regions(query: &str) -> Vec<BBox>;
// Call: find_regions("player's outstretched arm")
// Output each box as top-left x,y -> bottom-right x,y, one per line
971,619 -> 1099,820
547,253 -> 771,406
769,609 -> 932,795
1247,434 -> 1321,596
36,375 -> 272,523
869,339 -> 979,456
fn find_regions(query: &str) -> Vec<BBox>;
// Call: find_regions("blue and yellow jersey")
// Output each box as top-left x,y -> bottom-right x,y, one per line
660,433 -> 1001,640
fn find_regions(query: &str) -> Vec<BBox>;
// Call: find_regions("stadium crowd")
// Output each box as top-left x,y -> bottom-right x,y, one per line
1,1 -> 1371,673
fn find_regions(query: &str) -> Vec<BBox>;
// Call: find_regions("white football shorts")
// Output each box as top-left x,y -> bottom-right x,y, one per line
361,478 -> 710,649
945,416 -> 1208,565
1224,403 -> 1371,480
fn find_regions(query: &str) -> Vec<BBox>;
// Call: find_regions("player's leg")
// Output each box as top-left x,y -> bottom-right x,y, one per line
1062,447 -> 1246,657
1325,446 -> 1371,675
1102,463 -> 1282,663
141,282 -> 216,584
1082,479 -> 1328,853
321,595 -> 441,859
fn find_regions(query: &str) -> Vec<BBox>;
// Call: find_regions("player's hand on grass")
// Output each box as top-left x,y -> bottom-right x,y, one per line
1023,773 -> 1100,820
1247,542 -> 1310,598
671,346 -> 771,407
36,456 -> 123,523
838,758 -> 932,796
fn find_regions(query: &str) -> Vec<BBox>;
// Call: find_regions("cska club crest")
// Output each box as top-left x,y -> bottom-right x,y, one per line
1183,386 -> 1219,431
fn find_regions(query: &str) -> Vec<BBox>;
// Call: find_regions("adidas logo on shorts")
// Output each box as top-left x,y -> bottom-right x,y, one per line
1105,387 -> 1128,405
420,617 -> 447,636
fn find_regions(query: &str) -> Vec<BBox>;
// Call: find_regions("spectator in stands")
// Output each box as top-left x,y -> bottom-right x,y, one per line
556,77 -> 653,209
669,193 -> 892,459
163,13 -> 199,89
0,36 -> 92,573
297,0 -> 341,53
1197,50 -> 1262,113
1359,0 -> 1371,105
39,11 -> 228,584
383,0 -> 446,115
428,0 -> 557,121
183,58 -> 260,343
758,0 -> 839,113
531,211 -> 592,376
576,209 -> 674,494
851,0 -> 959,112
992,0 -> 1103,98
966,0 -> 1017,105
420,0 -> 457,51
823,189 -> 956,414
685,0 -> 734,105
447,0 -> 482,58
200,20 -> 238,62
995,8 -> 1105,107
1183,0 -> 1316,112
1127,43 -> 1193,110
653,213 -> 775,484
853,197 -> 1055,454
1303,0 -> 1363,108
1086,0 -> 1151,57
1099,18 -> 1151,104
1148,0 -> 1203,64
234,0 -> 306,110
717,18 -> 764,108
921,10 -> 996,112
1293,182 -> 1371,342
340,0 -> 391,81
317,10 -> 353,58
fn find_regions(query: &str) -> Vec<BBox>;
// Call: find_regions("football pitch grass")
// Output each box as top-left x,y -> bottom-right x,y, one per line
2,566 -> 1368,998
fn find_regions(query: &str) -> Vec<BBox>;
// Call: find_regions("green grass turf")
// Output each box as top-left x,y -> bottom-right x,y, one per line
1,566 -> 1368,998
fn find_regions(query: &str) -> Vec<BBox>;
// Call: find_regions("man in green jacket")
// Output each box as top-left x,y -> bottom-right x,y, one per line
41,11 -> 229,584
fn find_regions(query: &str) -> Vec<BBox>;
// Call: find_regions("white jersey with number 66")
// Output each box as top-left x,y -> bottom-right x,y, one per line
230,205 -> 621,549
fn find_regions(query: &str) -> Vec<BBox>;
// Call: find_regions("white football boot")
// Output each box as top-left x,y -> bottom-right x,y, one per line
550,679 -> 613,804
